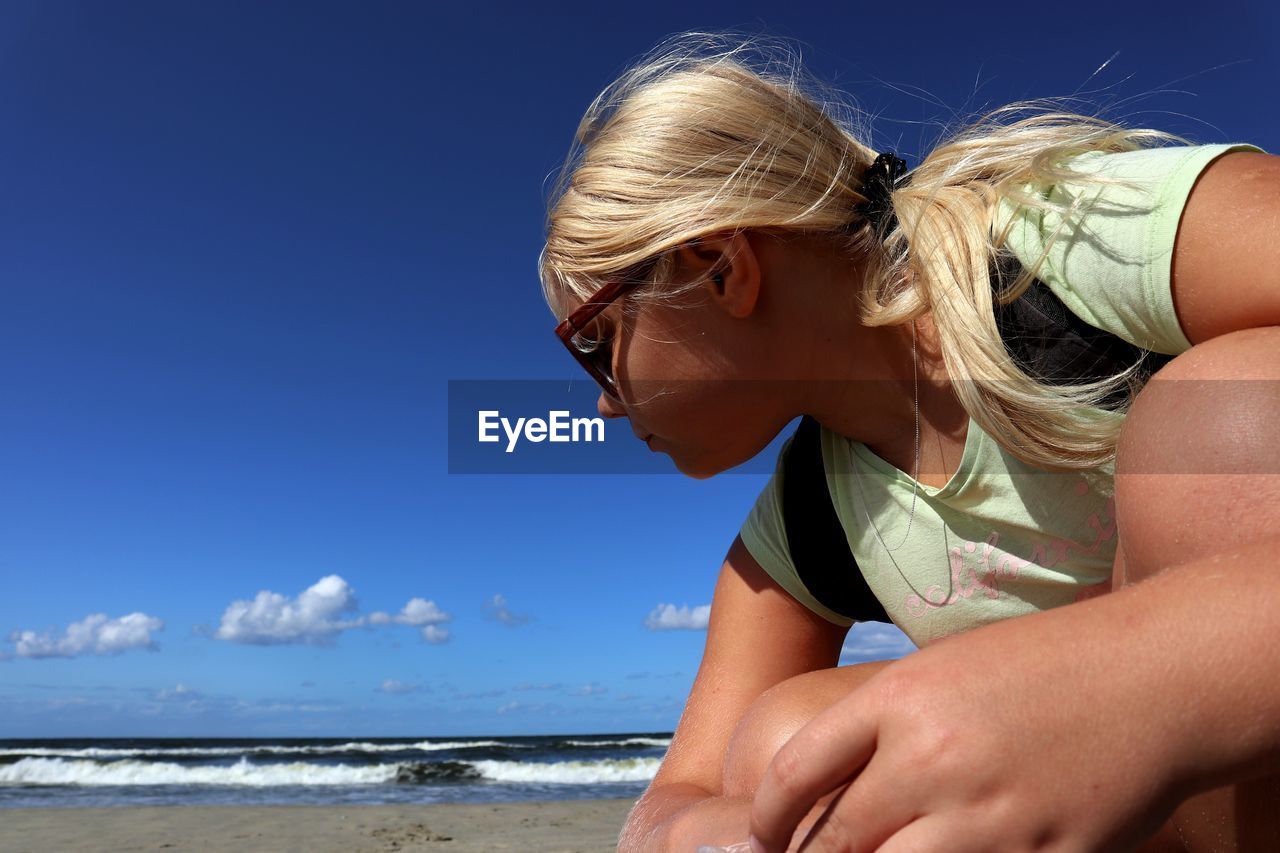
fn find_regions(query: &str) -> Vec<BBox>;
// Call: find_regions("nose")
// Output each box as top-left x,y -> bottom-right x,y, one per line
597,390 -> 627,419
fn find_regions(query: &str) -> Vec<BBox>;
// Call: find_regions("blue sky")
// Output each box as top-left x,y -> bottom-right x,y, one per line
1,1 -> 1274,738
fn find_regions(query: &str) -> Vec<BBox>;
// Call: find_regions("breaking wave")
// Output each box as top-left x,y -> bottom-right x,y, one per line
562,737 -> 671,748
0,740 -> 524,760
0,757 -> 398,787
0,756 -> 661,787
470,758 -> 661,784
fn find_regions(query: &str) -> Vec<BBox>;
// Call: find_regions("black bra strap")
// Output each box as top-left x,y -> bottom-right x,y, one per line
780,414 -> 891,623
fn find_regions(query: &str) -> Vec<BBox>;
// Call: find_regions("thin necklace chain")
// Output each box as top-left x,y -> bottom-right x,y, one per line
851,320 -> 920,553
850,320 -> 955,607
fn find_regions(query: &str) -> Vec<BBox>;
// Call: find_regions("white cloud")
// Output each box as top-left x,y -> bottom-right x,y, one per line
232,700 -> 342,715
644,603 -> 711,631
421,625 -> 450,644
215,575 -> 362,645
158,683 -> 199,698
369,597 -> 452,644
8,612 -> 164,658
574,683 -> 608,696
378,679 -> 419,694
214,576 -> 455,646
368,597 -> 450,627
839,622 -> 917,664
497,700 -> 558,715
483,594 -> 530,626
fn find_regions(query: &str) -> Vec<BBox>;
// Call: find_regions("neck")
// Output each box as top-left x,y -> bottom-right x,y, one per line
799,313 -> 970,483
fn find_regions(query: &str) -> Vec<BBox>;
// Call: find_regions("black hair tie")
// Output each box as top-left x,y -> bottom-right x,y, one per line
856,151 -> 910,236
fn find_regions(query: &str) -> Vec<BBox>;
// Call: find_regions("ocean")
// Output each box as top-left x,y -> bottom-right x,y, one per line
0,734 -> 669,808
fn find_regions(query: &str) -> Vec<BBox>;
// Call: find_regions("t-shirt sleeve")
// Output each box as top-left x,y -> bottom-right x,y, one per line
737,437 -> 857,628
994,142 -> 1268,354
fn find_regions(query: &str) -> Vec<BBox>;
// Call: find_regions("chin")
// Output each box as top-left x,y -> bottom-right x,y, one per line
667,445 -> 753,481
675,462 -> 719,481
654,418 -> 785,480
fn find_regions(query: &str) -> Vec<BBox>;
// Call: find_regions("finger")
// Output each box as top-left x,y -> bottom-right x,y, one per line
796,755 -> 916,853
748,698 -> 878,853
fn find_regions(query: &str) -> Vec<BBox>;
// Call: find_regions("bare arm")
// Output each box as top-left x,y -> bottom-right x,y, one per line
619,534 -> 847,851
1170,150 -> 1280,344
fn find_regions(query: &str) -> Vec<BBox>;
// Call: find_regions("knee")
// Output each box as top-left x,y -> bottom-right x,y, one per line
720,670 -> 828,799
720,661 -> 891,799
1119,328 -> 1280,474
1115,327 -> 1280,581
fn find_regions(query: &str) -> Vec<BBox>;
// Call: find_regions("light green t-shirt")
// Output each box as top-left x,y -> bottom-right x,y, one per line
739,142 -> 1266,648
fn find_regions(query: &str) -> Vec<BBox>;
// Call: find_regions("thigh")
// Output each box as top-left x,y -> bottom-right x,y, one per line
1113,331 -> 1280,852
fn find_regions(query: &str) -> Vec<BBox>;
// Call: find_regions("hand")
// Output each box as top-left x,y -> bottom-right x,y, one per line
747,608 -> 1191,852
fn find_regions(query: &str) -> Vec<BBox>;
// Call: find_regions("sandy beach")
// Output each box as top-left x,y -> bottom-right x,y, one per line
0,798 -> 638,852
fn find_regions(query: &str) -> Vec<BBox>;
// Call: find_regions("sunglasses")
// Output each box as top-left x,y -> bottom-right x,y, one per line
553,276 -> 644,401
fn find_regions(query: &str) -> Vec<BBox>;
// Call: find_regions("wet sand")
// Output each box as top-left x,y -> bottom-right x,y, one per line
0,797 -> 637,852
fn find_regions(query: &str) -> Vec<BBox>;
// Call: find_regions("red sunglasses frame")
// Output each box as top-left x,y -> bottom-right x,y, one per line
553,277 -> 645,400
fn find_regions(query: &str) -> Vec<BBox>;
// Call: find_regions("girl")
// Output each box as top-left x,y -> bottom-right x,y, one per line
540,34 -> 1279,852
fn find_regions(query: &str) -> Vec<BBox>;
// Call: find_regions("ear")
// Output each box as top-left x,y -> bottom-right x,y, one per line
672,231 -> 761,319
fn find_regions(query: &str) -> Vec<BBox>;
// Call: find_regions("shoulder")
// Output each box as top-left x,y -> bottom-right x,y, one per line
995,142 -> 1270,354
1168,148 -> 1280,344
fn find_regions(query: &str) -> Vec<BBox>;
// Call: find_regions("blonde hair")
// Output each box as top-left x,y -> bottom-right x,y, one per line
539,32 -> 1191,471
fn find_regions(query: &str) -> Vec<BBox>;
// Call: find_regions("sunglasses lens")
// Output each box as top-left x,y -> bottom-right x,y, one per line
570,320 -> 616,390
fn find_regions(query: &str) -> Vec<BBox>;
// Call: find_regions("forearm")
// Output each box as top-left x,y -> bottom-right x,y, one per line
1116,535 -> 1280,791
995,534 -> 1280,798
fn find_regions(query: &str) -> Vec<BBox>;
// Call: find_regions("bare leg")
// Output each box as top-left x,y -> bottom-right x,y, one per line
1112,328 -> 1280,852
720,660 -> 893,801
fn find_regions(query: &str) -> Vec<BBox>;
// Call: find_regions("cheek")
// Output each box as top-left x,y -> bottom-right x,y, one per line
619,298 -> 729,378
642,382 -> 786,469
617,308 -> 786,459
619,329 -> 701,382
613,326 -> 710,407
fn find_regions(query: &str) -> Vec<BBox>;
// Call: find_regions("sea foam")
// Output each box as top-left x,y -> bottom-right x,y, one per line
563,737 -> 672,748
471,758 -> 661,784
0,755 -> 662,787
0,757 -> 399,787
0,740 -> 523,760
